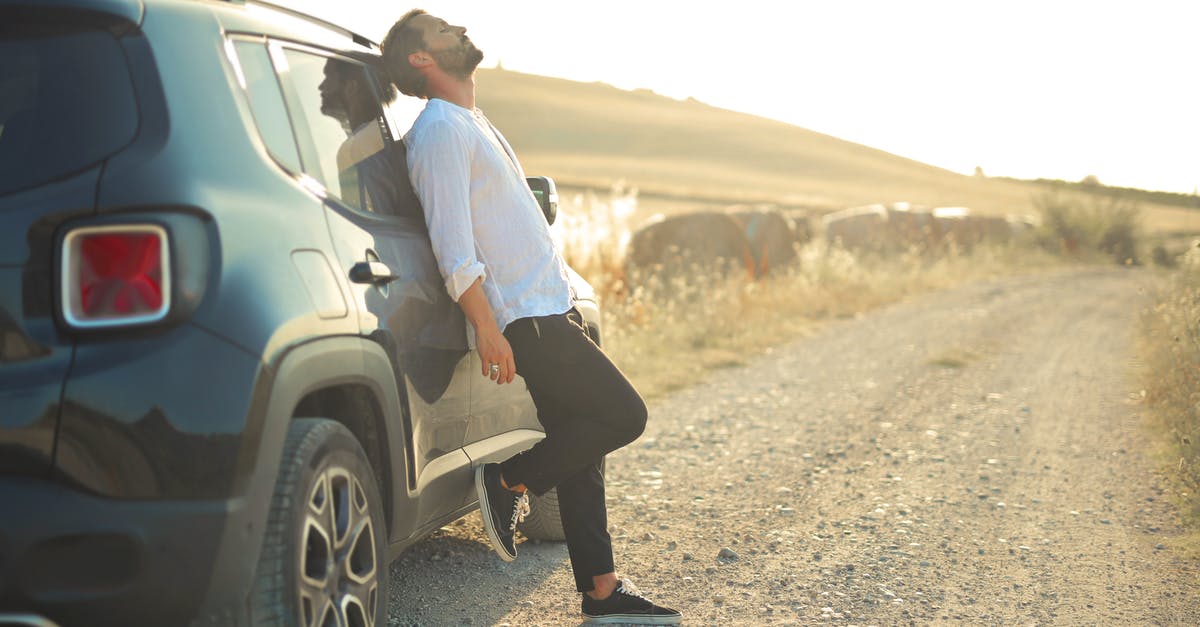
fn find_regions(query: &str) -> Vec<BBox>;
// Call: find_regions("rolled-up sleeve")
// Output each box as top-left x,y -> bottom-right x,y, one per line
406,119 -> 486,302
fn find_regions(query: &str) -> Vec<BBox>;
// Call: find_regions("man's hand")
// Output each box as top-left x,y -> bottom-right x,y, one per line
457,277 -> 516,384
476,324 -> 516,384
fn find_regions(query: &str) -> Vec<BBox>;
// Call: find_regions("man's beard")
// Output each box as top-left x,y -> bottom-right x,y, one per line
431,41 -> 484,80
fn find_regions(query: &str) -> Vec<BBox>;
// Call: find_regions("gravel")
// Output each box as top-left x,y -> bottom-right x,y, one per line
388,268 -> 1200,625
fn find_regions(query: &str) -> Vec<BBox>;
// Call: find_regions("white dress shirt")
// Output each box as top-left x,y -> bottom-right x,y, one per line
405,98 -> 574,334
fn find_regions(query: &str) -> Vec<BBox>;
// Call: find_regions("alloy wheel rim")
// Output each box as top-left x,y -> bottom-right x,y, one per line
298,465 -> 379,627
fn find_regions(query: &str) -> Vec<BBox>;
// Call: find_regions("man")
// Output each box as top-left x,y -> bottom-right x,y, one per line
382,10 -> 681,625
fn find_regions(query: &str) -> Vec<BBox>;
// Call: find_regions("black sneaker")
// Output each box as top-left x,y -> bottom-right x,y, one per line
474,463 -> 529,561
581,578 -> 682,625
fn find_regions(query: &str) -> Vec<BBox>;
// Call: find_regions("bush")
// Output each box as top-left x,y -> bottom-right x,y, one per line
1033,192 -> 1143,265
1143,251 -> 1200,527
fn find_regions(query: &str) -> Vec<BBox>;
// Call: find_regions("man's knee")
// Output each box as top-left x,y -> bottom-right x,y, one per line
614,396 -> 647,446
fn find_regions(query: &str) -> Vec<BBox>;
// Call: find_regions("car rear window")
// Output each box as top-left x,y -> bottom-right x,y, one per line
0,22 -> 138,197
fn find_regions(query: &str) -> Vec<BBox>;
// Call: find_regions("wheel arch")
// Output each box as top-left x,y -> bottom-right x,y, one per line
291,383 -> 393,527
258,336 -> 411,541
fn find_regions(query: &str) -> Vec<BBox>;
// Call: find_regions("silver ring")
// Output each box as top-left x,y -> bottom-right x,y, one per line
489,363 -> 500,374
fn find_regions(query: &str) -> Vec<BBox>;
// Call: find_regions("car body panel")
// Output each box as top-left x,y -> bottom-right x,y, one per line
0,0 -> 603,624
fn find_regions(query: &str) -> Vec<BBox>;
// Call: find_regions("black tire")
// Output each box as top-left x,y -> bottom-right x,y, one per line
518,457 -> 605,542
252,418 -> 388,627
518,488 -> 565,541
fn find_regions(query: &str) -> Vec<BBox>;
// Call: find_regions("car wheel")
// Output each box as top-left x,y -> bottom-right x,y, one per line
253,418 -> 387,627
518,457 -> 606,542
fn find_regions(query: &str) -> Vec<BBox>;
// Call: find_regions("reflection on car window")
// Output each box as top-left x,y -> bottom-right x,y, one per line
231,41 -> 302,173
277,48 -> 416,217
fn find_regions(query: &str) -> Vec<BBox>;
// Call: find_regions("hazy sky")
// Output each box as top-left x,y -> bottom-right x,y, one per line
280,1 -> 1199,194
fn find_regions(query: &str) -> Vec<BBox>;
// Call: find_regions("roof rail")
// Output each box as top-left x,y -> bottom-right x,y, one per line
242,0 -> 377,47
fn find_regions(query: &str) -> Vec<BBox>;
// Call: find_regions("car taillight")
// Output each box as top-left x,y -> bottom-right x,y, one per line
61,225 -> 171,328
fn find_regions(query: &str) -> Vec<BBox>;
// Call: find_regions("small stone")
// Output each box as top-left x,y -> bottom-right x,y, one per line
1156,544 -> 1166,550
718,547 -> 740,561
713,595 -> 725,603
1100,519 -> 1112,525
667,541 -> 678,551
682,552 -> 695,561
643,532 -> 656,541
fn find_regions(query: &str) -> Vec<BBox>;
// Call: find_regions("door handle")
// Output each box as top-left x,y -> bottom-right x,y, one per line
349,261 -> 398,285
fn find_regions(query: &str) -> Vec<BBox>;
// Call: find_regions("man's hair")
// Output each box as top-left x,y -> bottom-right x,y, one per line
381,9 -> 429,98
338,50 -> 397,104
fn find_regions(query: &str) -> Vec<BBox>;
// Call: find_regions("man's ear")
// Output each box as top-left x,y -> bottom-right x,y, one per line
408,51 -> 432,68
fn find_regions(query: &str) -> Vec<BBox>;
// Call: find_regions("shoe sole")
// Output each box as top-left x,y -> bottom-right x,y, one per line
474,465 -> 516,562
581,613 -> 682,625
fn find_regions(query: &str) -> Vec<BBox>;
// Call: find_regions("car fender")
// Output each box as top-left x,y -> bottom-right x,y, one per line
199,334 -> 410,621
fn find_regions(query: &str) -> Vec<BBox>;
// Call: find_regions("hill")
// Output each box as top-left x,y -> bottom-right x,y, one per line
476,68 -> 1198,234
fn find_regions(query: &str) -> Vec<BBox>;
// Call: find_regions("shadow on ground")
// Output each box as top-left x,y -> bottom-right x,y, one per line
387,512 -> 577,626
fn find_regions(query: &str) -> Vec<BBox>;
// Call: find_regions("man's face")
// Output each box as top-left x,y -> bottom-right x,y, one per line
411,13 -> 483,80
318,61 -> 349,121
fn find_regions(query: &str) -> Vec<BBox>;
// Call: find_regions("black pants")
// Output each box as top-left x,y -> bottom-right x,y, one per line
499,308 -> 647,592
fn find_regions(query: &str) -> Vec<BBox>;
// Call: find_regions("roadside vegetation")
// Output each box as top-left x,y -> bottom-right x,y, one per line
550,186 -> 1135,398
1142,245 -> 1200,547
1032,191 -> 1144,265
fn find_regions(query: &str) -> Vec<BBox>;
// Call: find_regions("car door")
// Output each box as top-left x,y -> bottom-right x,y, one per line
264,42 -> 475,527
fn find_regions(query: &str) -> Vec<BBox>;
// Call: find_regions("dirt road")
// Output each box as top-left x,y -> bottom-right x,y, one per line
388,267 -> 1200,625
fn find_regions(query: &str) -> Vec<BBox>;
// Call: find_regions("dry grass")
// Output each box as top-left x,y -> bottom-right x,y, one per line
552,186 -> 1061,399
602,245 -> 1058,398
927,347 -> 981,369
1141,244 -> 1200,546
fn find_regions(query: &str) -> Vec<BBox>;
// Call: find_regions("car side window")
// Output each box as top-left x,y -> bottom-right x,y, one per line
382,90 -> 425,145
273,47 -> 406,216
228,40 -> 302,173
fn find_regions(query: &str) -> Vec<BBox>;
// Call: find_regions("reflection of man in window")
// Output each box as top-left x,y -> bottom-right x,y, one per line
321,52 -> 463,402
318,53 -> 418,220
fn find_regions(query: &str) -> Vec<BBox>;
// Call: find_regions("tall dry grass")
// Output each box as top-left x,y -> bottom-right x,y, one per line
552,187 -> 1060,398
1142,243 -> 1200,536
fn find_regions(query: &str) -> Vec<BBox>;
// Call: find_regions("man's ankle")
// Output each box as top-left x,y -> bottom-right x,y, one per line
498,472 -> 526,493
588,575 -> 617,600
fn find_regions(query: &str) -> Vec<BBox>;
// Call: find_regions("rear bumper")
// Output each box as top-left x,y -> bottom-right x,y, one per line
0,477 -> 253,626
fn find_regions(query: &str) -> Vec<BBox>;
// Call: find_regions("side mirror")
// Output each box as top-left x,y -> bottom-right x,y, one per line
526,176 -> 558,225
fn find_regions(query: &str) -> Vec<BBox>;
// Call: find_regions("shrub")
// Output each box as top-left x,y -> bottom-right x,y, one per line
1033,192 -> 1143,265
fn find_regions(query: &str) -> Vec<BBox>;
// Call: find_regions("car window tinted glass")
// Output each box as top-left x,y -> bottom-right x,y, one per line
277,49 -> 407,216
232,40 -> 301,173
0,23 -> 137,197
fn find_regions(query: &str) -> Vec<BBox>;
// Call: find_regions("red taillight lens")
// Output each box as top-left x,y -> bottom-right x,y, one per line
62,225 -> 171,328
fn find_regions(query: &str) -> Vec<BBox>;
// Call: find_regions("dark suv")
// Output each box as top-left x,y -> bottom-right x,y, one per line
0,1 -> 600,625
